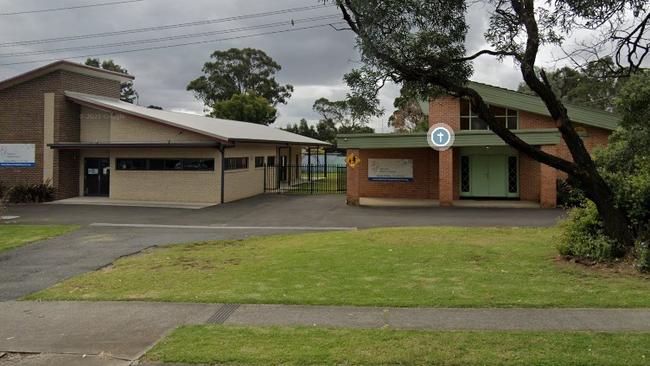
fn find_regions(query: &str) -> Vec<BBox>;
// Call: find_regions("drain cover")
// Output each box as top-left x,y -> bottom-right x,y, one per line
206,304 -> 240,324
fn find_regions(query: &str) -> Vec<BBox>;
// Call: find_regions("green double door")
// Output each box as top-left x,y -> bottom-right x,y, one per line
470,155 -> 508,197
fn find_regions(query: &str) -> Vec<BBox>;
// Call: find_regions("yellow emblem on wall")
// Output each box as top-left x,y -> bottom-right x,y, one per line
346,153 -> 361,168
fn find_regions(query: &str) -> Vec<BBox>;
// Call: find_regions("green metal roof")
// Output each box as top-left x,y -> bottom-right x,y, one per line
420,81 -> 620,131
337,129 -> 561,149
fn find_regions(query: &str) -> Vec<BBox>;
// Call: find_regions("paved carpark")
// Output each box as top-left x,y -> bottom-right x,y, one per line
4,194 -> 563,228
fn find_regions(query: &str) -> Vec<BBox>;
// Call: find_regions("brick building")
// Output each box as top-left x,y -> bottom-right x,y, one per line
0,61 -> 326,205
339,82 -> 618,208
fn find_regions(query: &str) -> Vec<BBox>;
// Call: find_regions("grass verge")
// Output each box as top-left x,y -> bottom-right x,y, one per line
145,325 -> 650,366
0,224 -> 79,253
26,227 -> 650,307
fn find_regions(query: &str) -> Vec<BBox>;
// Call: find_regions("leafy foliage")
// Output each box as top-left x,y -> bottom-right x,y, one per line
556,178 -> 586,208
388,86 -> 429,132
313,97 -> 375,132
3,181 -> 55,204
558,201 -> 618,262
559,71 -> 650,269
517,58 -> 624,111
187,48 -> 293,109
210,93 -> 277,125
85,58 -> 138,103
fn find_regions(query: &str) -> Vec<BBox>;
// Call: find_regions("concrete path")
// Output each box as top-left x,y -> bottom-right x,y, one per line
0,301 -> 219,365
1,301 -> 650,366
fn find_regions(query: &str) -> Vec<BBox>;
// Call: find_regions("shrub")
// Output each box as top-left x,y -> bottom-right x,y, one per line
556,178 -> 586,208
635,240 -> 650,273
557,201 -> 618,263
3,181 -> 55,204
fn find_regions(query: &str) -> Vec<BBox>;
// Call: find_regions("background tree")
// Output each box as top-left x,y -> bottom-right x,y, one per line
284,119 -> 319,139
210,93 -> 277,125
517,57 -> 624,111
313,97 -> 375,134
187,48 -> 293,121
284,118 -> 339,144
329,0 -> 648,250
85,58 -> 138,103
389,87 -> 429,132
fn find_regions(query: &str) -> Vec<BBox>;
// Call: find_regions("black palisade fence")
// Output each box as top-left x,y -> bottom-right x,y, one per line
264,164 -> 347,194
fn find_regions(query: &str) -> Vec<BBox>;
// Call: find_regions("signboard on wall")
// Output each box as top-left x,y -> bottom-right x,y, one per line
368,159 -> 413,182
0,144 -> 36,167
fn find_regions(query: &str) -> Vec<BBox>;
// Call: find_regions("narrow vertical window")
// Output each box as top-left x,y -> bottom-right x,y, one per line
508,156 -> 518,193
461,156 -> 470,193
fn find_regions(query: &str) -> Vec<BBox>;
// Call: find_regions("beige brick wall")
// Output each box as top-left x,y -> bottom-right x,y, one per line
109,148 -> 221,203
80,106 -> 111,142
224,143 -> 277,203
109,113 -> 212,143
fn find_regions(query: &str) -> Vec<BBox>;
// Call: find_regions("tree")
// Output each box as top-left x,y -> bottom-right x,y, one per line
285,119 -> 319,139
210,93 -> 277,125
329,0 -> 647,250
389,87 -> 429,132
517,58 -> 624,111
313,97 -> 375,133
85,58 -> 138,103
187,48 -> 293,113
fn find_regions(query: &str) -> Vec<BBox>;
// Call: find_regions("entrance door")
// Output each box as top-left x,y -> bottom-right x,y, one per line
84,158 -> 110,197
470,155 -> 507,197
279,155 -> 288,182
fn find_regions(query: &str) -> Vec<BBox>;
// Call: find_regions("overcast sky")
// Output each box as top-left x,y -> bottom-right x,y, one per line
0,0 -> 590,131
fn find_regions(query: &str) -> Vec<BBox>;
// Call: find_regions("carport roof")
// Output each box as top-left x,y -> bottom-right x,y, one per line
65,91 -> 329,146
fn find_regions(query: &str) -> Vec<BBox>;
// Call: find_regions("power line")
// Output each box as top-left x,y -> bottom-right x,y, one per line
0,0 -> 144,16
0,14 -> 341,57
0,21 -> 348,66
0,4 -> 336,47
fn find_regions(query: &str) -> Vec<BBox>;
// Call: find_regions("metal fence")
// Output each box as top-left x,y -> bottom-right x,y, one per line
264,164 -> 347,194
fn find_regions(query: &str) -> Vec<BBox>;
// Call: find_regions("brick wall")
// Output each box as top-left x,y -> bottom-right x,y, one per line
429,96 -> 460,130
349,148 -> 438,200
0,69 -> 121,199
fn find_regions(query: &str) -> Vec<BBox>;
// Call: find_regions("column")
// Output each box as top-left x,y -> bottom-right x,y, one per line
539,145 -> 558,208
438,148 -> 454,206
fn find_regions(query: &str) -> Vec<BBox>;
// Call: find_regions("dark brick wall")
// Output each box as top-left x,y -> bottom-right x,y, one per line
0,69 -> 121,199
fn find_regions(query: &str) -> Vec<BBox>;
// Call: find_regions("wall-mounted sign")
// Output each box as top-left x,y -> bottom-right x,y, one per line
0,144 -> 35,167
368,159 -> 413,182
346,153 -> 361,168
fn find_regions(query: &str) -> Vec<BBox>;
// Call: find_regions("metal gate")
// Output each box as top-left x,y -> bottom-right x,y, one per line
264,164 -> 347,194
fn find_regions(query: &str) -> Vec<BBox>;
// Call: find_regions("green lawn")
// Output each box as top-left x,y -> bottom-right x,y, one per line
145,325 -> 650,366
0,224 -> 79,253
27,227 -> 650,307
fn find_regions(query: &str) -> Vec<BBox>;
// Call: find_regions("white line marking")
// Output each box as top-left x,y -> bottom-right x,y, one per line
90,223 -> 357,231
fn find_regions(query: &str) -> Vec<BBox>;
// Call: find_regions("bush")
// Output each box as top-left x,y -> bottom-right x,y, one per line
556,178 -> 586,208
0,181 -> 6,198
635,240 -> 650,273
3,181 -> 55,204
557,201 -> 618,263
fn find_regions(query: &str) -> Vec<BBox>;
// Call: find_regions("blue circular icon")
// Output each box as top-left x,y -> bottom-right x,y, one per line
431,127 -> 450,145
427,123 -> 455,151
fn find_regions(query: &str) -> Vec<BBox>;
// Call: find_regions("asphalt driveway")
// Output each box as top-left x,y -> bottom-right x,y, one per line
5,194 -> 562,227
1,195 -> 563,301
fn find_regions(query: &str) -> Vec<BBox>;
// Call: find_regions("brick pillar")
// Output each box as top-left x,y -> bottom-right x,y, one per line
539,145 -> 557,208
439,148 -> 454,206
346,149 -> 360,205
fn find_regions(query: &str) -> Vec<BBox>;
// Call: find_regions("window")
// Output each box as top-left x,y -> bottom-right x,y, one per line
255,156 -> 265,168
508,156 -> 518,193
460,99 -> 518,130
224,157 -> 248,171
116,158 -> 214,171
267,156 -> 276,167
460,156 -> 470,193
